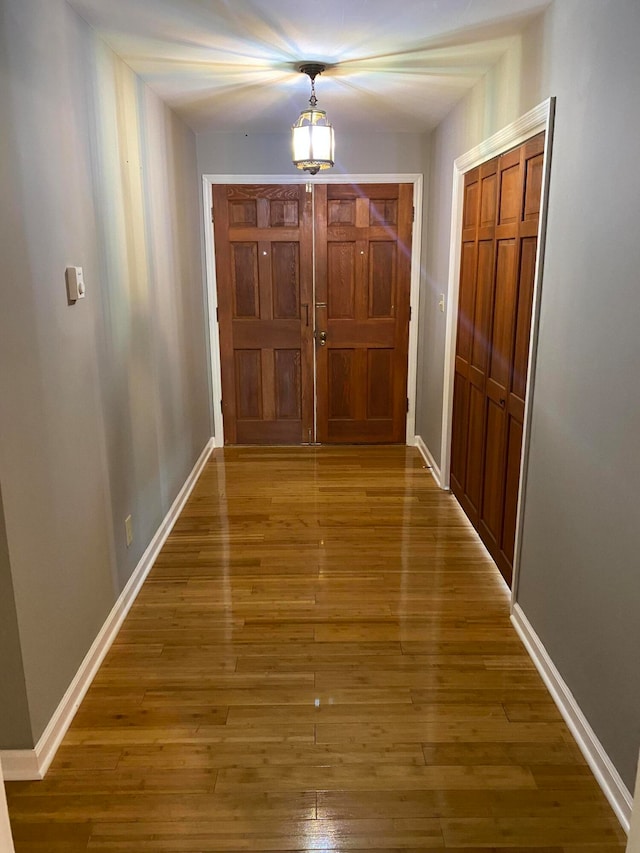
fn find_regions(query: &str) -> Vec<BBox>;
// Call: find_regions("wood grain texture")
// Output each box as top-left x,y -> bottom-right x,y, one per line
213,184 -> 313,444
451,134 -> 546,586
315,184 -> 413,443
5,447 -> 625,852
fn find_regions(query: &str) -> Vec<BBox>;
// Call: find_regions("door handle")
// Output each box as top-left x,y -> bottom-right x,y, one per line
315,330 -> 327,346
499,397 -> 506,408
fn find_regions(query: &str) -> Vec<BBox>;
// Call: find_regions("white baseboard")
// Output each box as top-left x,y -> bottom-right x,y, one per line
627,754 -> 640,852
0,750 -> 39,781
0,763 -> 15,853
511,603 -> 632,833
0,438 -> 215,782
414,435 -> 443,488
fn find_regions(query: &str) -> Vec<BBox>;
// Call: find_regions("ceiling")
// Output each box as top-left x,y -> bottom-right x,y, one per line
67,0 -> 550,134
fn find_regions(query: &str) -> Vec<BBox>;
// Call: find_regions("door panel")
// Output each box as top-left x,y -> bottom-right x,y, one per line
463,177 -> 479,229
368,243 -> 396,317
465,383 -> 486,519
451,133 -> 545,586
328,350 -> 357,419
524,153 -> 544,221
488,239 -> 517,391
367,349 -> 393,419
471,240 -> 495,375
213,184 -> 313,445
498,160 -> 521,225
450,372 -> 469,496
315,183 -> 412,444
481,399 -> 506,542
231,244 -> 259,317
480,172 -> 497,227
274,349 -> 302,419
234,350 -> 261,419
456,242 -> 477,363
327,243 -> 356,317
271,244 -> 300,319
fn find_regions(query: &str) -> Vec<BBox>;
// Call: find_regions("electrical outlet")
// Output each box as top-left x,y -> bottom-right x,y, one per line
125,515 -> 133,548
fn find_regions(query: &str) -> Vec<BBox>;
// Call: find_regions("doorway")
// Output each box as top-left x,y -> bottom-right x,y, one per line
204,175 -> 422,446
450,132 -> 545,586
441,98 -> 555,593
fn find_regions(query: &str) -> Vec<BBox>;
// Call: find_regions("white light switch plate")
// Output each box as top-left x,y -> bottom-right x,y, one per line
66,266 -> 86,302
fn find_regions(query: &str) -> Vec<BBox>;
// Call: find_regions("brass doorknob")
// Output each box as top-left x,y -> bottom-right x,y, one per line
316,330 -> 327,346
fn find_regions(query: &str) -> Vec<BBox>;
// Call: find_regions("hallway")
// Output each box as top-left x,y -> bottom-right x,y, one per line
5,447 -> 626,851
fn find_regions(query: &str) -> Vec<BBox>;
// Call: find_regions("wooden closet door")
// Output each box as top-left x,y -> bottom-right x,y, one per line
213,184 -> 314,444
314,183 -> 413,443
451,133 -> 545,585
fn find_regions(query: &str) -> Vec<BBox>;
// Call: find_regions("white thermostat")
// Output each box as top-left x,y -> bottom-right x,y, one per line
66,266 -> 86,302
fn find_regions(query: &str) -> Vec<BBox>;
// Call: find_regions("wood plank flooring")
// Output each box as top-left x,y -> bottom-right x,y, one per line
6,446 -> 626,851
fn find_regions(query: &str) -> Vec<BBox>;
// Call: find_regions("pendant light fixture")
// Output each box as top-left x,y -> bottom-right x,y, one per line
292,63 -> 335,175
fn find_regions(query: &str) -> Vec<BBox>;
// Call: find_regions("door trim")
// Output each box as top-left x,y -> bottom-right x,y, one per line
439,97 -> 555,603
202,173 -> 423,446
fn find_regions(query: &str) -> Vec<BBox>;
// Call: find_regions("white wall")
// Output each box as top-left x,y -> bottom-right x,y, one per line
0,0 -> 209,746
197,131 -> 425,177
515,0 -> 640,791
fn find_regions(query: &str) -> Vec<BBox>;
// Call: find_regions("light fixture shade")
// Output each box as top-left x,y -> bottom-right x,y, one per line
292,107 -> 335,175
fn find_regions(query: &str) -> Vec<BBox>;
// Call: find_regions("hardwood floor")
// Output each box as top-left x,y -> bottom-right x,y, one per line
6,446 -> 626,851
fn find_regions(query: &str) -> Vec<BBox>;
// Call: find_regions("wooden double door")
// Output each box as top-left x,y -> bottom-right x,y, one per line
212,182 -> 413,445
450,133 -> 545,586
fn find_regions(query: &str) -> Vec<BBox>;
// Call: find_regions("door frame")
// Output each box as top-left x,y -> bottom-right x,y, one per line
439,97 -> 555,602
202,173 -> 423,446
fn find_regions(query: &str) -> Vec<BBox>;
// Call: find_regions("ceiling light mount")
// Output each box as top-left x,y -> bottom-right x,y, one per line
298,63 -> 326,106
292,62 -> 335,175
